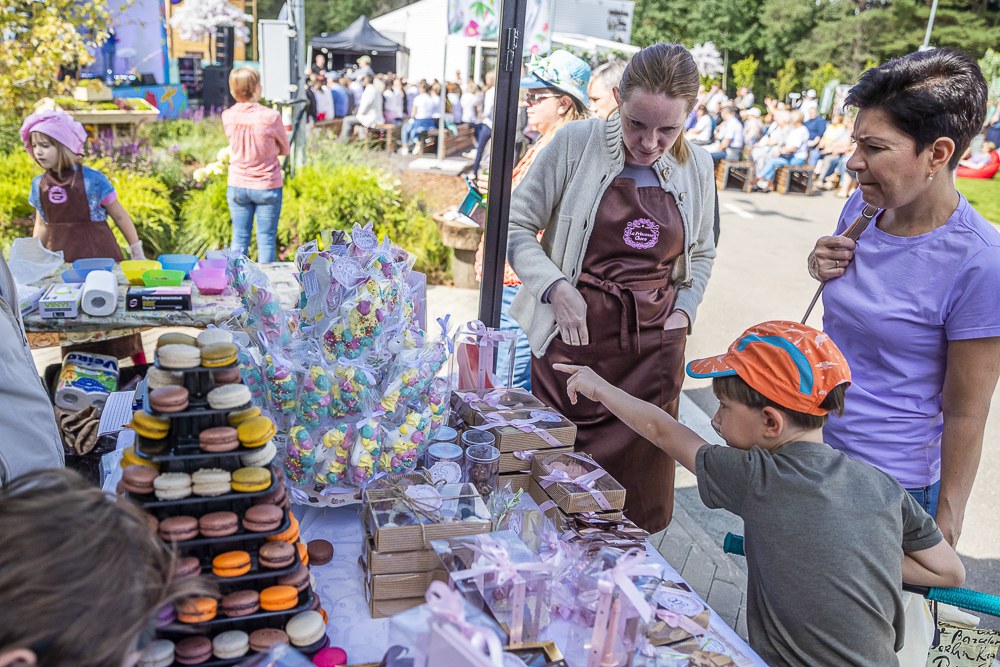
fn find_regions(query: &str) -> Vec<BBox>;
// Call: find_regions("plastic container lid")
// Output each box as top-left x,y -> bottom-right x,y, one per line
433,426 -> 458,444
426,442 -> 463,461
461,430 -> 495,448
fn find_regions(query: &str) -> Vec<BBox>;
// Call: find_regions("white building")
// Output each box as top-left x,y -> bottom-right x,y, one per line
370,0 -> 636,83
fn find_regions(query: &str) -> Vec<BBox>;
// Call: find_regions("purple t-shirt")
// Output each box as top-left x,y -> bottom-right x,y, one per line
823,190 -> 1000,488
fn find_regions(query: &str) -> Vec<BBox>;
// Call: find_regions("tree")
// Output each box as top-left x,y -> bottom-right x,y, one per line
0,1 -> 116,116
170,0 -> 253,44
770,58 -> 799,101
732,54 -> 759,92
808,63 -> 840,94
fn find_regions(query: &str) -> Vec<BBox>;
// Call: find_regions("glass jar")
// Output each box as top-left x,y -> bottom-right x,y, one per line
460,429 -> 496,451
432,426 -> 459,446
425,442 -> 464,484
464,444 -> 501,500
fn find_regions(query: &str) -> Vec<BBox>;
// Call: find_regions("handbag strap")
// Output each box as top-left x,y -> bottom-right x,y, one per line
801,203 -> 880,324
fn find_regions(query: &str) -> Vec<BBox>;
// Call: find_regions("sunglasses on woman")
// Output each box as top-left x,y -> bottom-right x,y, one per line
525,92 -> 564,106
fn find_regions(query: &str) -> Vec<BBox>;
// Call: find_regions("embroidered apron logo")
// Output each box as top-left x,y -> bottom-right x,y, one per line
623,218 -> 659,249
48,186 -> 67,204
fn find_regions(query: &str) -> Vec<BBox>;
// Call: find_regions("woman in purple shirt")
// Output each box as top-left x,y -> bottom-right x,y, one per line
809,49 -> 1000,547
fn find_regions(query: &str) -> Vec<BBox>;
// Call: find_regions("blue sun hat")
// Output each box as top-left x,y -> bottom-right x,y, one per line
521,50 -> 592,108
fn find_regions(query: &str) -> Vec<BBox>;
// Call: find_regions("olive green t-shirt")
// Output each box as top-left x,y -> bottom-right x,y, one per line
696,440 -> 942,667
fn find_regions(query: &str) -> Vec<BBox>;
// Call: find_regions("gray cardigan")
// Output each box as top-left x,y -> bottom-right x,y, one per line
507,113 -> 717,357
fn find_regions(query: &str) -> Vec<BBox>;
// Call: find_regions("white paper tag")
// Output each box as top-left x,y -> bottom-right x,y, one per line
530,410 -> 562,423
353,226 -> 378,251
332,257 -> 365,287
428,461 -> 462,484
654,586 -> 705,617
302,270 -> 320,298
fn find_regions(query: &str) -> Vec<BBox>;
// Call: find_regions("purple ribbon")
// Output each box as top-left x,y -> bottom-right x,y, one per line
538,467 -> 613,511
423,581 -> 505,667
655,608 -> 707,637
473,412 -> 563,449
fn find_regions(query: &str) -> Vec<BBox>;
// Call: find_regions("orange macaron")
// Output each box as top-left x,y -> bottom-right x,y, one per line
297,542 -> 309,566
265,513 -> 300,544
259,585 -> 299,611
212,551 -> 251,577
177,597 -> 217,623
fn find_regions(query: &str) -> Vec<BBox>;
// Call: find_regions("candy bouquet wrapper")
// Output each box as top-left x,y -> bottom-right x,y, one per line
565,547 -> 663,667
283,423 -> 318,486
521,516 -> 586,624
430,530 -> 552,646
323,267 -> 389,361
345,411 -> 386,485
264,352 -> 298,423
381,402 -> 435,474
326,354 -> 380,421
293,241 -> 347,337
229,253 -> 293,349
389,580 -> 509,667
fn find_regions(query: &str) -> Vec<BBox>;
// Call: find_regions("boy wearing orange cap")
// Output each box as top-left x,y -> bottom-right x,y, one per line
555,321 -> 965,667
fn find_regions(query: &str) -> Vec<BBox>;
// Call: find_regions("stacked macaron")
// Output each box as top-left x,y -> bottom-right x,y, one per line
191,468 -> 231,496
207,384 -> 251,410
149,386 -> 189,413
285,611 -> 329,655
198,426 -> 239,453
236,416 -> 276,449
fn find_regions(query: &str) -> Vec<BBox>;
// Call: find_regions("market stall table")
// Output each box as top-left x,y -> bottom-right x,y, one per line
23,262 -> 299,349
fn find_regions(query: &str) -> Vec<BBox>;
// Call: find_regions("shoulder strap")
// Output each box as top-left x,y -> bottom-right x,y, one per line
801,204 -> 880,325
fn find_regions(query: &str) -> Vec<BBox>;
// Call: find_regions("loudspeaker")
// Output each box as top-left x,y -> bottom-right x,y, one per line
203,66 -> 235,111
215,26 -> 235,69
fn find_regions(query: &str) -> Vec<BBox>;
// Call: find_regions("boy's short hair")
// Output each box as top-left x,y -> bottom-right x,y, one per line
713,374 -> 847,431
229,66 -> 260,102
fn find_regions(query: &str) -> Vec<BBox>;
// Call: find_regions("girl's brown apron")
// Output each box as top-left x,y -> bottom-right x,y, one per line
40,169 -> 142,360
532,177 -> 686,534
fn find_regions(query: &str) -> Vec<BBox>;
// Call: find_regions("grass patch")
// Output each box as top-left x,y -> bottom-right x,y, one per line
957,177 -> 1000,224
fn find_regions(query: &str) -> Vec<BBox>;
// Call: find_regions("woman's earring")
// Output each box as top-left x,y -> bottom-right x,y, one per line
928,172 -> 935,181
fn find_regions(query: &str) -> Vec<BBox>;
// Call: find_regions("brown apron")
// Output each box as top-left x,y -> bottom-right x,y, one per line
532,178 -> 686,533
40,169 -> 141,360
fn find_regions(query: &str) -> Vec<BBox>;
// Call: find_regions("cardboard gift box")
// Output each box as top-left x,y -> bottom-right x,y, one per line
40,283 -> 83,318
369,596 -> 426,619
367,569 -> 449,601
363,536 -> 441,575
530,451 -> 626,514
453,388 -> 547,426
501,445 -> 574,474
363,480 -> 491,553
474,408 -> 577,454
498,472 -> 532,493
527,478 -> 623,533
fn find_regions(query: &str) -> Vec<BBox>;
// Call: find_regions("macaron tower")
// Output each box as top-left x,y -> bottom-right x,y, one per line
126,331 -> 326,667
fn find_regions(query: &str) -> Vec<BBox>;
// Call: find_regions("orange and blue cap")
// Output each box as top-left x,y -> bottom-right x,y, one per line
686,321 -> 851,416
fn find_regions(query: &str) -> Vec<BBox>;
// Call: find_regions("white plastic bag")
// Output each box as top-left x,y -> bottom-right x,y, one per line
7,238 -> 64,285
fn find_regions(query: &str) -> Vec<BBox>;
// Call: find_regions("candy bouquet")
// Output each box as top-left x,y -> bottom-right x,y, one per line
222,224 -> 452,504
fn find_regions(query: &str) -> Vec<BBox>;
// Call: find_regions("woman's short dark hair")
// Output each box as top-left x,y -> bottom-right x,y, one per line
845,48 -> 987,169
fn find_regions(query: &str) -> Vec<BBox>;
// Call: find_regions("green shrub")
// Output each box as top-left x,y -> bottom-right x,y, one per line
0,119 -> 22,157
141,117 -> 229,165
177,175 -> 236,257
0,152 -> 40,254
109,171 -> 181,258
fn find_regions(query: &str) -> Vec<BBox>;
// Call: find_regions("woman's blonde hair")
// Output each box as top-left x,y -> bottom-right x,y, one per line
617,43 -> 700,165
0,469 -> 213,667
229,66 -> 261,102
30,132 -> 79,172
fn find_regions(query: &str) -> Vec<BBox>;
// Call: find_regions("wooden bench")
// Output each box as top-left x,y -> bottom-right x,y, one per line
776,166 -> 815,195
417,123 -> 477,157
313,117 -> 343,138
715,160 -> 756,193
359,123 -> 401,153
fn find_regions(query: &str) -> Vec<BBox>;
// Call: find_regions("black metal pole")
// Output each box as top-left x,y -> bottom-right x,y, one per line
477,0 -> 527,328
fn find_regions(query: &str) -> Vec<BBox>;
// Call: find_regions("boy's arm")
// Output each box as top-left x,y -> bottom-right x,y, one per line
554,364 -> 708,472
903,541 -> 965,589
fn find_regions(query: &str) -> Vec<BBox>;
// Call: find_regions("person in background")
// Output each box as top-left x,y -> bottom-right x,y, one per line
329,76 -> 351,117
755,109 -> 810,191
461,81 -> 482,128
810,48 -> 1000,547
587,60 -> 626,119
0,251 -> 63,484
800,88 -> 819,114
349,76 -> 365,111
470,71 -> 496,177
803,105 -> 827,166
341,75 -> 385,141
736,86 -> 755,110
705,83 -> 727,114
405,79 -> 421,115
445,82 -> 462,123
684,104 -> 714,145
474,50 -> 593,391
742,107 -> 764,150
312,74 -> 334,122
813,113 -> 848,177
400,82 -> 436,154
959,140 -> 996,168
986,107 -> 1000,146
311,52 -> 327,76
0,469 -> 214,667
305,75 -> 318,124
355,55 -> 374,80
383,77 -> 405,124
22,107 -> 148,363
429,82 -> 444,119
708,105 -> 744,162
222,66 -> 289,263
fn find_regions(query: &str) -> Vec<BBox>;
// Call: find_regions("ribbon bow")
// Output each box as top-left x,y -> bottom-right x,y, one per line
437,315 -> 454,353
606,547 -> 660,623
461,388 -> 505,409
473,412 -> 563,449
655,609 -> 707,637
461,320 -> 519,389
423,581 -> 505,667
337,356 -> 376,384
538,467 -> 613,511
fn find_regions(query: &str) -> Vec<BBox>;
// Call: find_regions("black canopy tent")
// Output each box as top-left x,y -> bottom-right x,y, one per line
308,16 -> 408,74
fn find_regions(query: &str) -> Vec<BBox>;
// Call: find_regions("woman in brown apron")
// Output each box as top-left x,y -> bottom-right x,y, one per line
23,109 -> 147,361
506,44 -> 717,533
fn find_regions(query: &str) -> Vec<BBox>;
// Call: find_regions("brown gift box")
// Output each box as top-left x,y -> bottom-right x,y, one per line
499,472 -> 532,493
367,596 -> 425,619
362,536 -> 441,575
500,446 -> 574,474
453,389 -> 546,426
527,478 -> 623,532
363,481 -> 492,552
530,451 -> 626,513
367,569 -> 448,600
476,408 -> 577,453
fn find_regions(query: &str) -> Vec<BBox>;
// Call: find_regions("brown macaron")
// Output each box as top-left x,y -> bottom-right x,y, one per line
249,628 -> 289,653
221,590 -> 260,617
175,556 -> 202,577
159,515 -> 199,542
277,564 -> 310,592
198,426 -> 240,453
149,386 -> 189,413
307,539 -> 333,566
243,505 -> 284,533
199,511 -> 239,537
307,592 -> 322,612
253,483 -> 288,509
212,367 -> 242,385
175,636 -> 212,665
258,541 -> 296,569
122,465 -> 159,495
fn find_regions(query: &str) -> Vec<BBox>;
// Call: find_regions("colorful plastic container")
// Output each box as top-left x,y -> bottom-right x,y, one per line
156,254 -> 198,277
72,258 -> 116,273
120,260 -> 161,286
61,269 -> 89,284
197,258 -> 227,271
141,269 -> 185,287
190,268 -> 227,294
